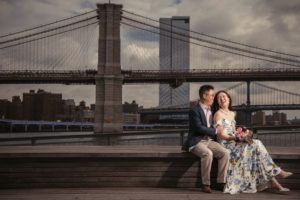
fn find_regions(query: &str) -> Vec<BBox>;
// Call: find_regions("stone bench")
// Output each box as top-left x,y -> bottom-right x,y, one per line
0,146 -> 299,189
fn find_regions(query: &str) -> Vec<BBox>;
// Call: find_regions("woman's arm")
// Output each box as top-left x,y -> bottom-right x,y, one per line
232,111 -> 236,134
213,112 -> 233,140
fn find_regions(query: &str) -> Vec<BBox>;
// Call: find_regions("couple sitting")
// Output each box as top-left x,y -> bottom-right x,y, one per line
182,85 -> 293,194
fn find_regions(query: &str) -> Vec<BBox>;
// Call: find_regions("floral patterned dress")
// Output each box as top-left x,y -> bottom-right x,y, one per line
217,118 -> 281,194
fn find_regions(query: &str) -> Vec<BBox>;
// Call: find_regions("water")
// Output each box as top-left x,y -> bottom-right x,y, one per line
0,132 -> 95,146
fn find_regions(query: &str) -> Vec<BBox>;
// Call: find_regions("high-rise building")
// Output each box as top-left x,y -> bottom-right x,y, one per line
123,100 -> 140,114
9,96 -> 22,120
252,111 -> 266,126
159,16 -> 190,108
0,99 -> 10,119
266,111 -> 288,125
56,99 -> 76,121
0,97 -> 22,120
22,89 -> 63,121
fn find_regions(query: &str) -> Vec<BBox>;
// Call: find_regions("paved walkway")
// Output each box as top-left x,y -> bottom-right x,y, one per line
0,188 -> 299,200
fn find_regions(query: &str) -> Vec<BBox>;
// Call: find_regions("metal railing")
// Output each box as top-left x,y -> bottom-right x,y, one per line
0,126 -> 299,146
0,129 -> 187,146
254,130 -> 300,147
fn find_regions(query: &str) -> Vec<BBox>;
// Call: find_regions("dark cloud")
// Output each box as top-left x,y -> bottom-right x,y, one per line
173,0 -> 182,5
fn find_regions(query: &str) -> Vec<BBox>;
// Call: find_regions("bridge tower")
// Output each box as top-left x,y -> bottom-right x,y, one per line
94,3 -> 123,134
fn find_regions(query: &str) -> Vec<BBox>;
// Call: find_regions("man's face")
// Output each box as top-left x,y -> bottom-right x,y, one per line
202,89 -> 214,106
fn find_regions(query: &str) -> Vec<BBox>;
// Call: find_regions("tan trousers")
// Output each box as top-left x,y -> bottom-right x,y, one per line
191,139 -> 230,186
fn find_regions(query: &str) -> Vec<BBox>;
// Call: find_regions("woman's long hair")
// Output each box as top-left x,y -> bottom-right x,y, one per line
212,90 -> 233,116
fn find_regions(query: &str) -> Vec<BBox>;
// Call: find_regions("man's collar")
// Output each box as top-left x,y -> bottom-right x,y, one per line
199,101 -> 211,110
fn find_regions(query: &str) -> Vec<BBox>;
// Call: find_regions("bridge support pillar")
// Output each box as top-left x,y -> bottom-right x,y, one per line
246,81 -> 251,106
94,3 -> 123,134
245,111 -> 252,127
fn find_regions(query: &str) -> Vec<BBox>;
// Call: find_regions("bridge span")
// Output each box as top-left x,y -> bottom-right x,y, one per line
0,68 -> 299,84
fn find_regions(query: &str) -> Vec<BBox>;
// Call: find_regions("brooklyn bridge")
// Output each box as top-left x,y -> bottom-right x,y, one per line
0,2 -> 300,199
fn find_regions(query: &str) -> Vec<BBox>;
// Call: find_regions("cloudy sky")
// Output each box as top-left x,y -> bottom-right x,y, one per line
0,0 -> 299,119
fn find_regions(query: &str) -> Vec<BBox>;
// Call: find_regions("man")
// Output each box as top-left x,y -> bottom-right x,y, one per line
182,85 -> 230,193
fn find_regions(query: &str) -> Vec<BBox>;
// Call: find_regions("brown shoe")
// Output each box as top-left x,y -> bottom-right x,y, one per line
202,185 -> 212,193
216,183 -> 226,191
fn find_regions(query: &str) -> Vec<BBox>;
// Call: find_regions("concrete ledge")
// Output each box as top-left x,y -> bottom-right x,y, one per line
0,146 -> 299,159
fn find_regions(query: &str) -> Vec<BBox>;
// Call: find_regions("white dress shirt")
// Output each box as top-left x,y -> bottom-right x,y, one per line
189,102 -> 213,152
199,102 -> 213,128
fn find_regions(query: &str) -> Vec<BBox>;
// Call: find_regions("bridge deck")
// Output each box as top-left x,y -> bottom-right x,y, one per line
0,187 -> 299,200
1,68 -> 300,84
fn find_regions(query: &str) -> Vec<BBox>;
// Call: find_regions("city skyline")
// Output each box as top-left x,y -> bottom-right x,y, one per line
1,89 -> 299,121
0,89 -> 142,123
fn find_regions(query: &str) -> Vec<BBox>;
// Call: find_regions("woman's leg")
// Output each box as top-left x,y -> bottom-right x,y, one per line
253,139 -> 281,178
254,139 -> 292,176
258,177 -> 290,193
253,139 -> 291,191
271,177 -> 290,192
277,171 -> 293,178
223,142 -> 257,194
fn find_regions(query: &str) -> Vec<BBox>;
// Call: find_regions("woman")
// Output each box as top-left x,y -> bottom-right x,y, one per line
212,90 -> 292,194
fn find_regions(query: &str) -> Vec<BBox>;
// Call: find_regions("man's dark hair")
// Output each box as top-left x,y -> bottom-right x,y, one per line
199,85 -> 214,100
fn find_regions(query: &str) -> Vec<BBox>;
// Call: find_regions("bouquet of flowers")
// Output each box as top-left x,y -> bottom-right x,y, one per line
235,126 -> 253,144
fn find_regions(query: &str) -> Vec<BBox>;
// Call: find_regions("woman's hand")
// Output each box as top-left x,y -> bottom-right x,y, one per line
217,130 -> 236,141
228,135 -> 237,141
217,131 -> 231,140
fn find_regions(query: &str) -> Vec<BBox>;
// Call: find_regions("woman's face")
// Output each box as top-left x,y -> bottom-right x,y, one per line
217,92 -> 230,109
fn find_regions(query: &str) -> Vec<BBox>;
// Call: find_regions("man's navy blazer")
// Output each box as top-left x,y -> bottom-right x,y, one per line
182,102 -> 217,151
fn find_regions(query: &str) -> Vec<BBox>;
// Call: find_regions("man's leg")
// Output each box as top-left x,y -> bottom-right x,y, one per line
191,140 -> 213,186
207,141 -> 230,184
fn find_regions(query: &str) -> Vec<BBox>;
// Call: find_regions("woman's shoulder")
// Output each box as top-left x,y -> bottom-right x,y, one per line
214,110 -> 235,121
214,110 -> 233,116
213,110 -> 225,121
214,110 -> 222,117
230,111 -> 235,116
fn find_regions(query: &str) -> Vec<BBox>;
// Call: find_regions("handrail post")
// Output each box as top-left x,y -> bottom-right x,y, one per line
107,135 -> 111,145
180,131 -> 185,146
31,138 -> 36,146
